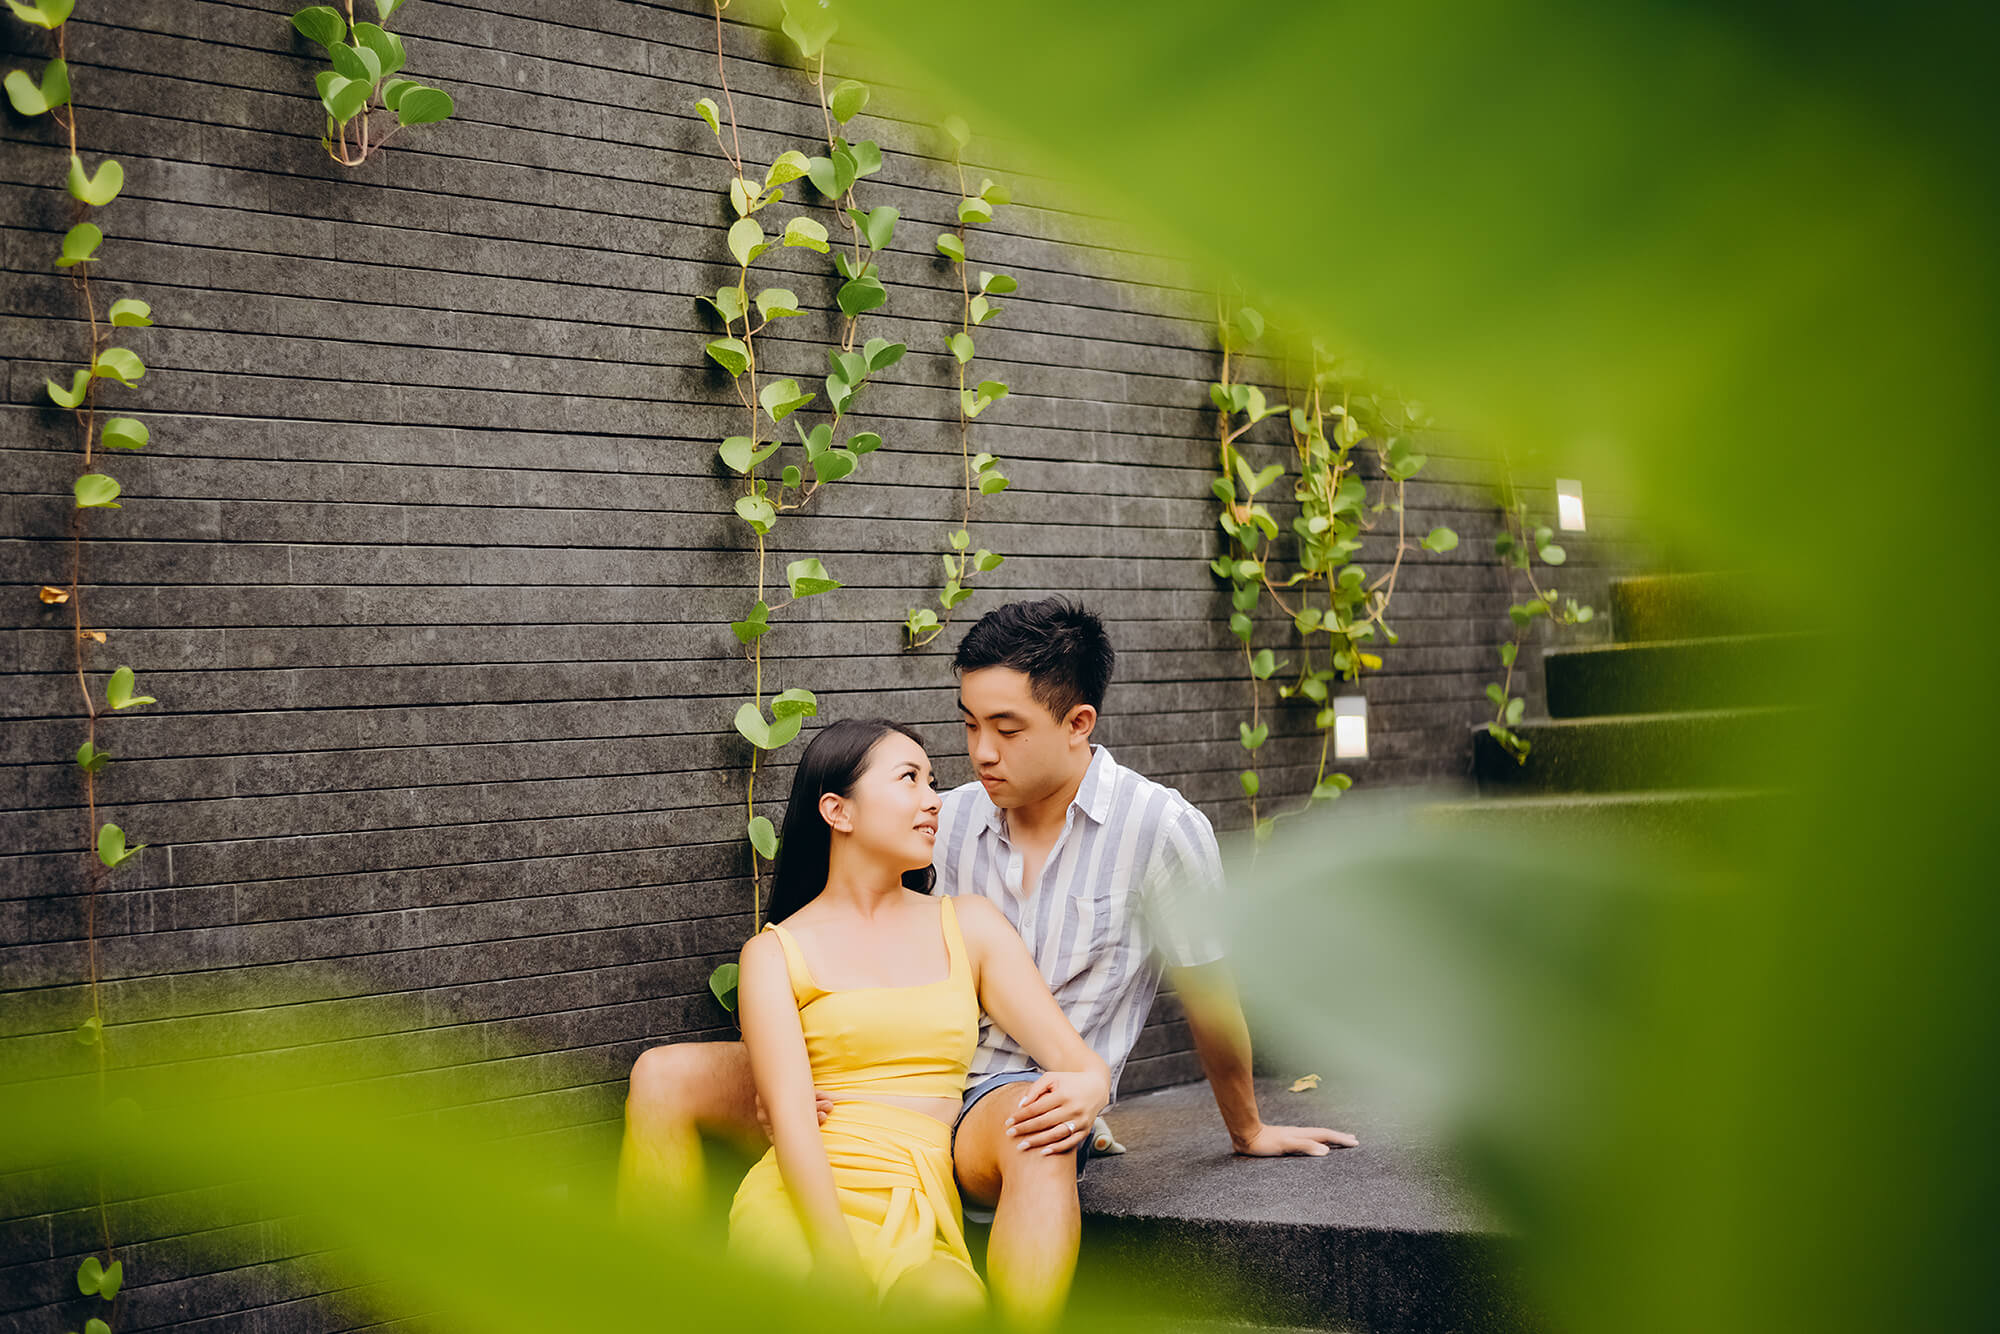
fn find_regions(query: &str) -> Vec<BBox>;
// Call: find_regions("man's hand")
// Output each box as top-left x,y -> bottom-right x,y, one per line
1232,1122 -> 1359,1156
754,1088 -> 836,1139
1004,1069 -> 1111,1156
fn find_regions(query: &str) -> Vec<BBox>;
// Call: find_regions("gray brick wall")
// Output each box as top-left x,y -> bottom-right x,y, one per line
1,1 -> 1640,1327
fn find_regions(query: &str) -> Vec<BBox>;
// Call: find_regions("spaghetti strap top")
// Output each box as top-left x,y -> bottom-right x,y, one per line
762,895 -> 980,1100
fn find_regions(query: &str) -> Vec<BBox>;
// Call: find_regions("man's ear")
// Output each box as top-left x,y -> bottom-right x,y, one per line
1066,703 -> 1098,747
819,791 -> 853,833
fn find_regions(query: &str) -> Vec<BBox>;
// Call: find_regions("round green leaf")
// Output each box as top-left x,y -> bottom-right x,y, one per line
758,378 -> 814,423
323,76 -> 368,126
978,270 -> 1018,295
709,962 -> 739,1012
748,815 -> 778,860
779,0 -> 838,57
95,822 -> 143,869
328,41 -> 377,82
92,347 -> 145,386
291,5 -> 346,48
100,417 -> 149,451
55,222 -> 101,269
830,79 -> 869,122
771,687 -> 819,720
108,298 -> 153,327
949,332 -> 975,364
705,337 -> 749,376
381,77 -> 416,110
67,155 -> 123,206
105,665 -> 154,709
836,276 -> 888,317
785,557 -> 842,598
958,196 -> 994,225
352,21 -> 406,76
727,217 -> 766,267
5,57 -> 68,115
394,85 -> 453,126
782,216 -> 829,252
754,287 -> 801,321
936,232 -> 966,263
74,474 -> 121,509
694,96 -> 720,137
1239,769 -> 1261,797
46,369 -> 91,409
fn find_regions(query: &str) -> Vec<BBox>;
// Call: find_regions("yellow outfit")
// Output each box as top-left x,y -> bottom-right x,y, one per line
728,895 -> 984,1304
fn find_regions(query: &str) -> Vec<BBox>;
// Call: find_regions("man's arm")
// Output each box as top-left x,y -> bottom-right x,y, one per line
1146,805 -> 1358,1157
1175,959 -> 1358,1156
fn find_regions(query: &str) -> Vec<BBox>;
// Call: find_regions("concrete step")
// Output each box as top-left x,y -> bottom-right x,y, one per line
1068,1080 -> 1533,1333
1422,787 -> 1788,848
1543,633 -> 1812,718
1472,707 -> 1797,793
1609,572 -> 1767,642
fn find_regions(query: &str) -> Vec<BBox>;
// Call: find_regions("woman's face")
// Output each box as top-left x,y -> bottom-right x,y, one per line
828,731 -> 941,872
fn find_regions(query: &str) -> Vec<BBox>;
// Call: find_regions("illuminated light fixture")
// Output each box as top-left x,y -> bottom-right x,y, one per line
1556,478 -> 1586,532
1333,695 -> 1369,760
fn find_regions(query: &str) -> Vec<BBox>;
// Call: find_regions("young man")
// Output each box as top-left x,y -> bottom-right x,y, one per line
619,598 -> 1354,1321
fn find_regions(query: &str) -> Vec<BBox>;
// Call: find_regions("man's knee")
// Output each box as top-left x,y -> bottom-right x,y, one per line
626,1042 -> 723,1126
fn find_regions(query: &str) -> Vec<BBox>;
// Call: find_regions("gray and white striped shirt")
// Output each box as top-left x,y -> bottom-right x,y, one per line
935,744 -> 1226,1099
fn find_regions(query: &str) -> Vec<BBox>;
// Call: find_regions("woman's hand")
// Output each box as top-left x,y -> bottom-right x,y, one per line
1002,1066 -> 1111,1156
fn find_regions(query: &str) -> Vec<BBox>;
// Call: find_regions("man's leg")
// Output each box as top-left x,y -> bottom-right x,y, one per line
616,1040 -> 762,1222
953,1084 -> 1082,1326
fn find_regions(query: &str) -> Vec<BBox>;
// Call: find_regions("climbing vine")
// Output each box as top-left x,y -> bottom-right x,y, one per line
1483,462 -> 1593,761
904,115 -> 1014,647
289,2 -> 454,166
694,0 -> 911,1010
9,0 -> 150,1327
1208,304 -> 1456,835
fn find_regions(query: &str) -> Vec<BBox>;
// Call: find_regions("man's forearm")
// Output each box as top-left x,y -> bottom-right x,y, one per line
1178,967 -> 1265,1147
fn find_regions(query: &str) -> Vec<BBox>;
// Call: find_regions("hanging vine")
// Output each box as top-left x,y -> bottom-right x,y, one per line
288,2 -> 455,166
904,115 -> 1014,647
1208,303 -> 1457,836
10,0 -> 152,1327
695,0 -> 910,1011
1483,459 -> 1594,761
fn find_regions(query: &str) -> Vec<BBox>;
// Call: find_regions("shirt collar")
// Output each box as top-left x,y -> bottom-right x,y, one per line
983,744 -> 1116,834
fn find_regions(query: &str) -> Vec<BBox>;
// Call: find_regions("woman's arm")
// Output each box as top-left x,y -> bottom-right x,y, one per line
954,896 -> 1112,1155
737,932 -> 859,1268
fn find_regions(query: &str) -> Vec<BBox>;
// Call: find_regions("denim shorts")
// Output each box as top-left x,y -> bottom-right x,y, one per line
951,1069 -> 1094,1226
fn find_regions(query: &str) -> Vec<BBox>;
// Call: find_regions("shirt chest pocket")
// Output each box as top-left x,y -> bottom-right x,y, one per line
1069,877 -> 1131,959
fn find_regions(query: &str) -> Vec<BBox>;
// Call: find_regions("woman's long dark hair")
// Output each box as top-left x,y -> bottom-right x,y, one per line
765,718 -> 936,925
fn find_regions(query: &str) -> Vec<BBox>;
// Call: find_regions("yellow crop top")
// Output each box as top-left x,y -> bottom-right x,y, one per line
763,895 -> 980,1100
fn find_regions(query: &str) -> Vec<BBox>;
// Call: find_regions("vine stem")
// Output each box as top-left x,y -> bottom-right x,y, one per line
908,145 -> 977,650
52,14 -> 119,1272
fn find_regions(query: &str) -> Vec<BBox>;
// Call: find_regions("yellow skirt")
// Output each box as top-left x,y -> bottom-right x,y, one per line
727,1098 -> 984,1307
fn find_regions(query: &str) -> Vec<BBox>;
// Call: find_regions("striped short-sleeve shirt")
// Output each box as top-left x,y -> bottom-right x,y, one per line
934,744 -> 1227,1099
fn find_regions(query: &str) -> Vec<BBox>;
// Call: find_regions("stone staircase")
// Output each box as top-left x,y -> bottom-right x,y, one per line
1448,572 -> 1801,843
1059,1081 -> 1527,1334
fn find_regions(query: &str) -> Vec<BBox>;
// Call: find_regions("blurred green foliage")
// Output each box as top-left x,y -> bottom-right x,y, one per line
820,0 -> 1998,1330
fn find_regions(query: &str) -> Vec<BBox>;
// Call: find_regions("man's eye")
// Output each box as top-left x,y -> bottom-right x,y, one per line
998,730 -> 1019,738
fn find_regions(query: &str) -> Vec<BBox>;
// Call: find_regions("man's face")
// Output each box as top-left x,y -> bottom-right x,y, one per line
957,666 -> 1091,809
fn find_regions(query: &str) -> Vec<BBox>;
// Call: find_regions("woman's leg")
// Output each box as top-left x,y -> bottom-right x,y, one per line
885,1256 -> 986,1317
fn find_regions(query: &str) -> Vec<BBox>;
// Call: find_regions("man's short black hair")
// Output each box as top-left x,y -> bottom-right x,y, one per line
953,597 -> 1116,722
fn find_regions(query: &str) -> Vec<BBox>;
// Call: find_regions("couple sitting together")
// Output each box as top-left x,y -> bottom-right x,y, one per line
619,599 -> 1355,1319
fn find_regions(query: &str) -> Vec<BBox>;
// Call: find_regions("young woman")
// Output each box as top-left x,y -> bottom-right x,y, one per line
728,718 -> 1111,1311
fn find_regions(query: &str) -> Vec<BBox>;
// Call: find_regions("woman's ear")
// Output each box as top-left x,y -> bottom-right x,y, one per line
819,790 -> 853,833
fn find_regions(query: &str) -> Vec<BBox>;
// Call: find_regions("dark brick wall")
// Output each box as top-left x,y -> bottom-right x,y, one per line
1,1 -> 1640,1328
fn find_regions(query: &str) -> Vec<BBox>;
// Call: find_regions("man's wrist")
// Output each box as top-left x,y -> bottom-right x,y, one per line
1227,1118 -> 1266,1151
